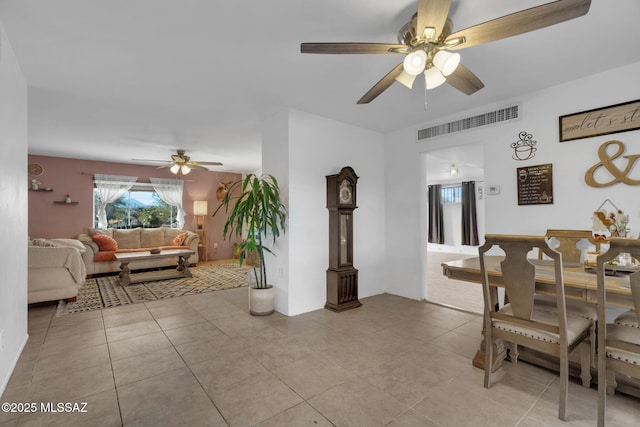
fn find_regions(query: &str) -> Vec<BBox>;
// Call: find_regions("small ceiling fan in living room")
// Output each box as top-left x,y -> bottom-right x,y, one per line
300,0 -> 591,104
133,149 -> 223,175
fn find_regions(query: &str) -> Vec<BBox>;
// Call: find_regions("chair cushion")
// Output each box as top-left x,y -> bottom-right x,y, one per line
496,304 -> 592,345
533,294 -> 598,321
614,310 -> 639,328
606,323 -> 640,365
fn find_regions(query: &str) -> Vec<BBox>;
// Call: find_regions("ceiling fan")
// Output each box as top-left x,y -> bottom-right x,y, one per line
133,149 -> 223,175
301,0 -> 591,104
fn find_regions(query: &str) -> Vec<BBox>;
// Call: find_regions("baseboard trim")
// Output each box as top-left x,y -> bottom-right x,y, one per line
0,333 -> 29,398
423,298 -> 482,316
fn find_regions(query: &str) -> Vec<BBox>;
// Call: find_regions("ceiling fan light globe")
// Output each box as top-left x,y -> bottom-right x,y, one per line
395,70 -> 417,89
170,164 -> 180,174
181,165 -> 191,175
424,67 -> 446,89
403,50 -> 427,76
433,50 -> 460,76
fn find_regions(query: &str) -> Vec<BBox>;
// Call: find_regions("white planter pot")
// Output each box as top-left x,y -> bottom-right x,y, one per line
248,285 -> 274,316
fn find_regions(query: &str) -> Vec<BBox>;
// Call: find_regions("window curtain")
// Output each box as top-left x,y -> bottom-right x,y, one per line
461,181 -> 479,246
94,174 -> 138,229
428,184 -> 444,244
150,178 -> 185,229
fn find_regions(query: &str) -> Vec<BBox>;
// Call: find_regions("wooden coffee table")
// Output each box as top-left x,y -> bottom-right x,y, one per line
114,249 -> 195,286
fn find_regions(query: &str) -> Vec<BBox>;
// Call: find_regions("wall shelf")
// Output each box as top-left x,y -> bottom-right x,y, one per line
30,188 -> 53,192
53,201 -> 79,205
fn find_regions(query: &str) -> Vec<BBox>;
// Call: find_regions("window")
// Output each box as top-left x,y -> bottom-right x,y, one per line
441,186 -> 462,204
93,187 -> 178,229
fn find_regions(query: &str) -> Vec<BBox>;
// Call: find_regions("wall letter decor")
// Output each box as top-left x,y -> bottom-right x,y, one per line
585,140 -> 640,187
559,99 -> 640,142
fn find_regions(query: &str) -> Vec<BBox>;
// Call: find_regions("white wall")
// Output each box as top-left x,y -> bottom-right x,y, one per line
482,62 -> 640,236
0,22 -> 29,396
384,60 -> 640,300
262,109 -> 386,316
261,110 -> 290,315
385,126 -> 424,299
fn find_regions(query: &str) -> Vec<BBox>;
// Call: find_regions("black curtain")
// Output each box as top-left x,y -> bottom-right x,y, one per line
461,181 -> 479,246
428,184 -> 444,244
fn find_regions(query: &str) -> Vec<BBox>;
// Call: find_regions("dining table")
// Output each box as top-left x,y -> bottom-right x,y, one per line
441,255 -> 634,309
440,255 -> 640,396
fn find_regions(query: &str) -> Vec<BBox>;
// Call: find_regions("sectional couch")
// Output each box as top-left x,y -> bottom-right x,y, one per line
77,227 -> 200,276
28,238 -> 87,303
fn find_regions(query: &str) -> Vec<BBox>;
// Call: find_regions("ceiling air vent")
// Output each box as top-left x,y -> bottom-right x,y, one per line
417,105 -> 520,141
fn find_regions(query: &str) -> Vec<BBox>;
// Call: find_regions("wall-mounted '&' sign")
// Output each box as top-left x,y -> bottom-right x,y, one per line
585,140 -> 640,187
517,163 -> 553,206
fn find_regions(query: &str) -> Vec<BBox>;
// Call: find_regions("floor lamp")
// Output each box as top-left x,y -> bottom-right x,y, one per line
193,200 -> 208,261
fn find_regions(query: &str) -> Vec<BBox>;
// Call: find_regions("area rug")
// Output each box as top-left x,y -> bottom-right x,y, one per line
56,264 -> 251,316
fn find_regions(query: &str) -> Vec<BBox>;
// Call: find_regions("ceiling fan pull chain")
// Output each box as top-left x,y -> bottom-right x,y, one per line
424,86 -> 428,111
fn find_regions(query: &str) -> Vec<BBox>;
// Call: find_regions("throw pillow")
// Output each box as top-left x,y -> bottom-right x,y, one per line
92,233 -> 118,251
88,228 -> 113,238
171,232 -> 187,246
31,238 -> 56,247
47,238 -> 88,253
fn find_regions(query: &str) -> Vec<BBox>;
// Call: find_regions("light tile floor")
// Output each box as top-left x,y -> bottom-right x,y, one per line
426,251 -> 483,314
2,286 -> 639,426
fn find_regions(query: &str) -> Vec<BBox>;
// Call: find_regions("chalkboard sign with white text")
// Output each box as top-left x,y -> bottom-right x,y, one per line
517,163 -> 553,205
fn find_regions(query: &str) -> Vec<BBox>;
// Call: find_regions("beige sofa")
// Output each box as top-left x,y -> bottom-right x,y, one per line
77,227 -> 200,276
28,238 -> 87,303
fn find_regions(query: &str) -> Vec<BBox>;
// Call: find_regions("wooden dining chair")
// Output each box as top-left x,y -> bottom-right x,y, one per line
540,229 -> 600,264
596,238 -> 640,427
479,234 -> 593,421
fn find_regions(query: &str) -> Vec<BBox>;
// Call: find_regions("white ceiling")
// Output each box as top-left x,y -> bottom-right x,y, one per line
1,0 -> 639,174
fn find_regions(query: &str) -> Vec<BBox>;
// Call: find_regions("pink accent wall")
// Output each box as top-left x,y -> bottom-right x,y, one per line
27,155 -> 241,260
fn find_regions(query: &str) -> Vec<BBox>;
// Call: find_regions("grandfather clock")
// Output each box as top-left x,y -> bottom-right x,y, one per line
325,166 -> 361,311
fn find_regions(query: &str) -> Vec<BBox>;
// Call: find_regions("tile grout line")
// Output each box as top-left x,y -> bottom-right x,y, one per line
101,308 -> 125,426
162,296 -> 232,425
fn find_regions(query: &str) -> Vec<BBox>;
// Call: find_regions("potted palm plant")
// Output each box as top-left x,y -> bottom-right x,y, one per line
213,173 -> 287,315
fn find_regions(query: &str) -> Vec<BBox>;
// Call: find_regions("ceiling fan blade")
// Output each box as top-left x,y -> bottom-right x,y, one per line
446,64 -> 484,95
301,42 -> 406,54
193,161 -> 223,166
444,0 -> 591,50
132,158 -> 171,163
416,0 -> 452,40
357,63 -> 404,104
186,164 -> 210,171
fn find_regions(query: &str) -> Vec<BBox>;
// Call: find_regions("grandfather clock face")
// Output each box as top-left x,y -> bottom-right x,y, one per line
339,179 -> 353,205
